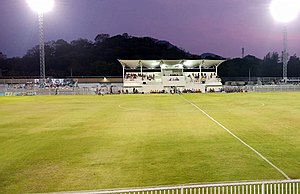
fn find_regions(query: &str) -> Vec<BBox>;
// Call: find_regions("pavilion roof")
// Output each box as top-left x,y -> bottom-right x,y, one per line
118,59 -> 226,69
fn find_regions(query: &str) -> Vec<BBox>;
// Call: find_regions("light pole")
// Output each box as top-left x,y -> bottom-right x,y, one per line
282,26 -> 288,80
270,0 -> 300,81
26,0 -> 54,85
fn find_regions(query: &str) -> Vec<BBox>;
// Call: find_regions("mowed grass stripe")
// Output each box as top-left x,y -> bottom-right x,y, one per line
0,94 -> 289,193
180,94 -> 290,179
184,92 -> 300,179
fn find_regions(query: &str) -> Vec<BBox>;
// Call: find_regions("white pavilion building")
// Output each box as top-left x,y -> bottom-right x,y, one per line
118,59 -> 226,93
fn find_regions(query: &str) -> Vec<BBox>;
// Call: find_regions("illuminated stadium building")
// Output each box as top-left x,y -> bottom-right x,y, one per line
118,59 -> 226,93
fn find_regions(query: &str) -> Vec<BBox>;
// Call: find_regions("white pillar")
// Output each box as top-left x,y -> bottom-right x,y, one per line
122,65 -> 125,81
139,60 -> 143,75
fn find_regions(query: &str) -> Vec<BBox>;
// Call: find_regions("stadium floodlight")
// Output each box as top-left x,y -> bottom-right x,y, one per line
270,0 -> 300,23
270,0 -> 300,81
26,0 -> 54,14
26,0 -> 55,86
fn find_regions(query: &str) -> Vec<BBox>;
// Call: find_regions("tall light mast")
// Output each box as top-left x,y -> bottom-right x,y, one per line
270,0 -> 300,81
282,27 -> 288,80
38,13 -> 46,82
26,0 -> 54,85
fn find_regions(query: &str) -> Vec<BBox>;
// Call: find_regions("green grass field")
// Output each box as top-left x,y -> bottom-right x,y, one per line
1,93 -> 300,193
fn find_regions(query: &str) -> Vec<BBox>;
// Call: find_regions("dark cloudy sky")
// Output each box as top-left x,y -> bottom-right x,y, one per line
1,0 -> 300,58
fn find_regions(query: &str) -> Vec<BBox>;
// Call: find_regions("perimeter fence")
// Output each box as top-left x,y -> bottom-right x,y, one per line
0,86 -> 95,96
223,85 -> 300,93
0,83 -> 124,96
70,179 -> 300,194
249,85 -> 300,92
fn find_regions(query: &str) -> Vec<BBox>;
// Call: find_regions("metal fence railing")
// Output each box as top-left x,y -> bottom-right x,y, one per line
2,84 -> 300,96
248,85 -> 300,92
223,85 -> 300,93
0,87 -> 96,96
72,179 -> 300,194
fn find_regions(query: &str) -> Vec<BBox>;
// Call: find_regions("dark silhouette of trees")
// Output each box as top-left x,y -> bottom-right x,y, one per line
262,52 -> 282,77
219,55 -> 263,77
0,33 -> 195,77
95,33 -> 110,44
219,52 -> 300,78
1,33 -> 300,78
0,52 -> 7,60
287,55 -> 300,77
0,52 -> 8,76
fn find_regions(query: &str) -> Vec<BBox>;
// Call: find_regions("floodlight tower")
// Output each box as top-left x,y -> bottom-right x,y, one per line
26,0 -> 54,85
270,0 -> 300,81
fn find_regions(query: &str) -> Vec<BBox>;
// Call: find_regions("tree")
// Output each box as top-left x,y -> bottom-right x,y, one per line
94,33 -> 110,44
0,52 -> 7,60
4,33 -> 300,78
262,52 -> 281,77
288,55 -> 300,77
218,55 -> 262,77
0,52 -> 7,76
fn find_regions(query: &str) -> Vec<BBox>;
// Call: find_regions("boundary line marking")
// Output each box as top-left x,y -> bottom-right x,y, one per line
180,95 -> 290,180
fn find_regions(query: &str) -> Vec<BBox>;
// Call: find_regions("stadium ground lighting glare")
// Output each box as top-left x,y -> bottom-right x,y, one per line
270,0 -> 300,80
26,0 -> 54,14
26,0 -> 54,86
270,0 -> 300,23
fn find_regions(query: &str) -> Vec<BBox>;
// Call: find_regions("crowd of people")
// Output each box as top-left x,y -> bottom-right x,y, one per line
5,79 -> 78,94
96,85 -> 122,95
125,73 -> 156,81
36,78 -> 77,88
8,82 -> 35,90
125,72 -> 221,84
149,88 -> 202,94
187,73 -> 220,83
223,86 -> 248,93
181,89 -> 202,93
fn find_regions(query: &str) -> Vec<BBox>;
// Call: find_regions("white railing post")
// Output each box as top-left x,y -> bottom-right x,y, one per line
84,179 -> 300,194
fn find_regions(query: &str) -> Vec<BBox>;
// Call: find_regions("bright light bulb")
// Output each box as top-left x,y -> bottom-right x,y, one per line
270,0 -> 300,23
26,0 -> 54,14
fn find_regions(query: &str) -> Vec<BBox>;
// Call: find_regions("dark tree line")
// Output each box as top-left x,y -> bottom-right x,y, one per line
1,33 -> 300,78
218,52 -> 300,78
0,33 -> 196,77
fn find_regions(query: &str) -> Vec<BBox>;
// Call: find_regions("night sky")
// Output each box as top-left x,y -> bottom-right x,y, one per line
1,0 -> 300,58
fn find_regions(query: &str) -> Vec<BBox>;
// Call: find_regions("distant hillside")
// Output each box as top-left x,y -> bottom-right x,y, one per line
0,33 -> 202,77
94,33 -> 200,60
200,53 -> 225,60
1,33 -> 300,78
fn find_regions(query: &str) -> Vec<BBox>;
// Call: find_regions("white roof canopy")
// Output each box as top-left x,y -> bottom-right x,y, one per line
118,59 -> 225,69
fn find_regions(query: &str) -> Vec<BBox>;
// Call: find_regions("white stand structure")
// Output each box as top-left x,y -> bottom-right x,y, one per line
119,59 -> 226,93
